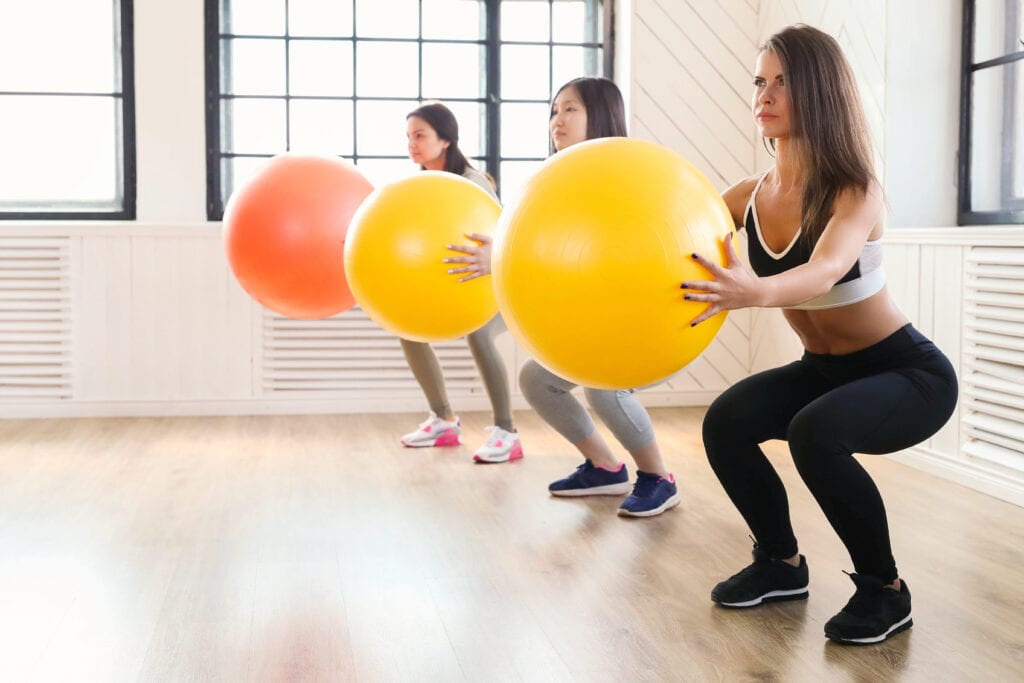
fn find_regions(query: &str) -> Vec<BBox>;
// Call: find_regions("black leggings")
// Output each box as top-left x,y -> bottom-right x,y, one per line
702,324 -> 958,582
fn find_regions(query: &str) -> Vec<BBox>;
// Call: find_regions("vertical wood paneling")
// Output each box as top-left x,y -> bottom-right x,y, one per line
78,236 -> 134,400
883,244 -> 921,324
928,245 -> 964,457
77,234 -> 253,402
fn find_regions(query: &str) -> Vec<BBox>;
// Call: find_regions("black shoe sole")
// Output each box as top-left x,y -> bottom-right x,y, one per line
825,617 -> 913,645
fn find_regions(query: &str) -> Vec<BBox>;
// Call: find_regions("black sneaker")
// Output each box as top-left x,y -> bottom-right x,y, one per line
824,573 -> 912,645
711,545 -> 809,608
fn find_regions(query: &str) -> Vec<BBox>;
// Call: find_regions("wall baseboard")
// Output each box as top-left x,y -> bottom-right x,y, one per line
0,390 -> 721,420
893,446 -> 1024,508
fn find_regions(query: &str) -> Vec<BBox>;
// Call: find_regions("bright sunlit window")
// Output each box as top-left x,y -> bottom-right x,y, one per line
206,0 -> 608,219
0,0 -> 135,219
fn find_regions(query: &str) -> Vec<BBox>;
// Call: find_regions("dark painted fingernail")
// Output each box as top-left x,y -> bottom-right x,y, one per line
690,322 -> 697,327
691,253 -> 698,259
683,294 -> 691,300
680,283 -> 687,289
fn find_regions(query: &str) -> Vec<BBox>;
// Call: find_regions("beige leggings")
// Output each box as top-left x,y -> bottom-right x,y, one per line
399,315 -> 513,431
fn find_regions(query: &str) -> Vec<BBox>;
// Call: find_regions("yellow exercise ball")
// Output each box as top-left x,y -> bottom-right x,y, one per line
344,172 -> 501,342
492,137 -> 735,390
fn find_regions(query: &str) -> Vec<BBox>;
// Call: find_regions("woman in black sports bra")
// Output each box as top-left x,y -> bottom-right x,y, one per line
680,24 -> 957,646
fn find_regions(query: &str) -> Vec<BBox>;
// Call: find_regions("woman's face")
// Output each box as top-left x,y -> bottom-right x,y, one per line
751,49 -> 790,140
550,86 -> 589,151
406,116 -> 449,168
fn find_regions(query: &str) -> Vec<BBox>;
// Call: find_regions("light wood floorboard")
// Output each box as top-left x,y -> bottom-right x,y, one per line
0,408 -> 1021,681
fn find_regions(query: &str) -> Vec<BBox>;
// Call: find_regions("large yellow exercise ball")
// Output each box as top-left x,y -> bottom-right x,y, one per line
492,137 -> 735,390
344,172 -> 501,342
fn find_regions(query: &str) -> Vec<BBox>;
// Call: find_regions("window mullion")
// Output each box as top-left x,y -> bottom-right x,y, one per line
486,0 -> 501,189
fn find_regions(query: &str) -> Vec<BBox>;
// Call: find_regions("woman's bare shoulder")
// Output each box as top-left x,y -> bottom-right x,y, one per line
721,173 -> 763,227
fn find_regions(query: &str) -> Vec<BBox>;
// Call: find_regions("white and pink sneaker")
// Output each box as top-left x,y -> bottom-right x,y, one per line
472,426 -> 524,463
400,412 -> 461,448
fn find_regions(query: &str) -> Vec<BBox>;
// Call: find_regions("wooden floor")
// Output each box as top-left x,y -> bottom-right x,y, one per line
0,408 -> 1022,682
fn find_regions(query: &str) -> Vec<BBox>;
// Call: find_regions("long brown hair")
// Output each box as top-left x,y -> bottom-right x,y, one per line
761,25 -> 876,246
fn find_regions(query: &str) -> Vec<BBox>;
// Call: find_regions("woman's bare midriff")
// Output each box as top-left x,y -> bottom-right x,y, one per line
782,287 -> 909,356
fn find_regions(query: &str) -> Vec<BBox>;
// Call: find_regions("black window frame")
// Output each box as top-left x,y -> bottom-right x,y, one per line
0,0 -> 136,221
959,0 -> 1024,225
205,0 -> 614,221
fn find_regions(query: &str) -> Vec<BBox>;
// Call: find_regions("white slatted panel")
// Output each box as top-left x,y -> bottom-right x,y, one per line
962,247 -> 1024,471
0,237 -> 72,400
632,0 -> 758,390
260,308 -> 480,396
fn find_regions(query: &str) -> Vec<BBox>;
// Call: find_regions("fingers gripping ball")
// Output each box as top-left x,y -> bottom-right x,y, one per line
223,154 -> 374,319
492,138 -> 735,390
344,172 -> 501,342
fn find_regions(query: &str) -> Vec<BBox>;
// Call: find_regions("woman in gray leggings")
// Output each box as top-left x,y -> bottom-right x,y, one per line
399,103 -> 522,464
445,78 -> 679,517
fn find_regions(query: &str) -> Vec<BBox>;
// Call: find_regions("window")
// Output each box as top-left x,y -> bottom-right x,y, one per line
205,0 -> 610,219
959,0 -> 1024,224
0,0 -> 136,220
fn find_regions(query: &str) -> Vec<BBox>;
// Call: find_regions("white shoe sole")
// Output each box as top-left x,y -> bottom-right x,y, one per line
400,435 -> 461,448
617,493 -> 682,517
715,587 -> 810,608
473,446 -> 524,464
549,481 -> 632,497
826,615 -> 913,644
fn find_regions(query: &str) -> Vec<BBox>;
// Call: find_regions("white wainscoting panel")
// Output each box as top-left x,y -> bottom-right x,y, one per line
886,228 -> 1024,507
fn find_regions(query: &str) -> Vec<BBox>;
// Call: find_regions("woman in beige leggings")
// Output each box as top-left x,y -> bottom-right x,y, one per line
399,102 -> 522,464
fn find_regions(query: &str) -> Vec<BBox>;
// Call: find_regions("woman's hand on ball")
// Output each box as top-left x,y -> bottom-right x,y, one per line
444,233 -> 493,282
680,232 -> 760,325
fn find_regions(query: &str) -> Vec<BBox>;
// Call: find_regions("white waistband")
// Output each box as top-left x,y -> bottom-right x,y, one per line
785,265 -> 886,311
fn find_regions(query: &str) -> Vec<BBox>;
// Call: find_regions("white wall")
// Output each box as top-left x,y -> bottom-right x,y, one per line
884,0 -> 961,226
135,0 -> 208,223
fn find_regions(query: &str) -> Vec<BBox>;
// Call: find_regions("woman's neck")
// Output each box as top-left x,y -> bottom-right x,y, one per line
423,157 -> 446,171
771,138 -> 803,194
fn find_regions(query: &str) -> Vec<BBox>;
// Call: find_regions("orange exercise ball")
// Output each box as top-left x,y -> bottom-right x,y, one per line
492,138 -> 735,390
223,154 -> 374,319
344,172 -> 501,342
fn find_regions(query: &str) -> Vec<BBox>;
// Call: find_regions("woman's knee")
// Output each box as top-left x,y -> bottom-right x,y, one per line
519,360 -> 568,403
582,387 -> 629,414
702,390 -> 743,445
584,388 -> 652,450
786,409 -> 840,473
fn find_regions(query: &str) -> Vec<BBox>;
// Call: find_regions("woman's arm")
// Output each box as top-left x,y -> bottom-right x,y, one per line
682,181 -> 883,325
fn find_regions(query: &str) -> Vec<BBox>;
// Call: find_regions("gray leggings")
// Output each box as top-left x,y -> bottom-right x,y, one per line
400,315 -> 513,431
519,359 -> 655,453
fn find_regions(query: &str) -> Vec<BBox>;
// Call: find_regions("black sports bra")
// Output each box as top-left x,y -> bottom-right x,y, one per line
743,173 -> 884,310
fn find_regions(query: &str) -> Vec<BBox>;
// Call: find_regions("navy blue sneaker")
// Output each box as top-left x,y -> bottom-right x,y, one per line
548,459 -> 631,497
618,471 -> 681,517
712,544 -> 809,608
824,573 -> 912,645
